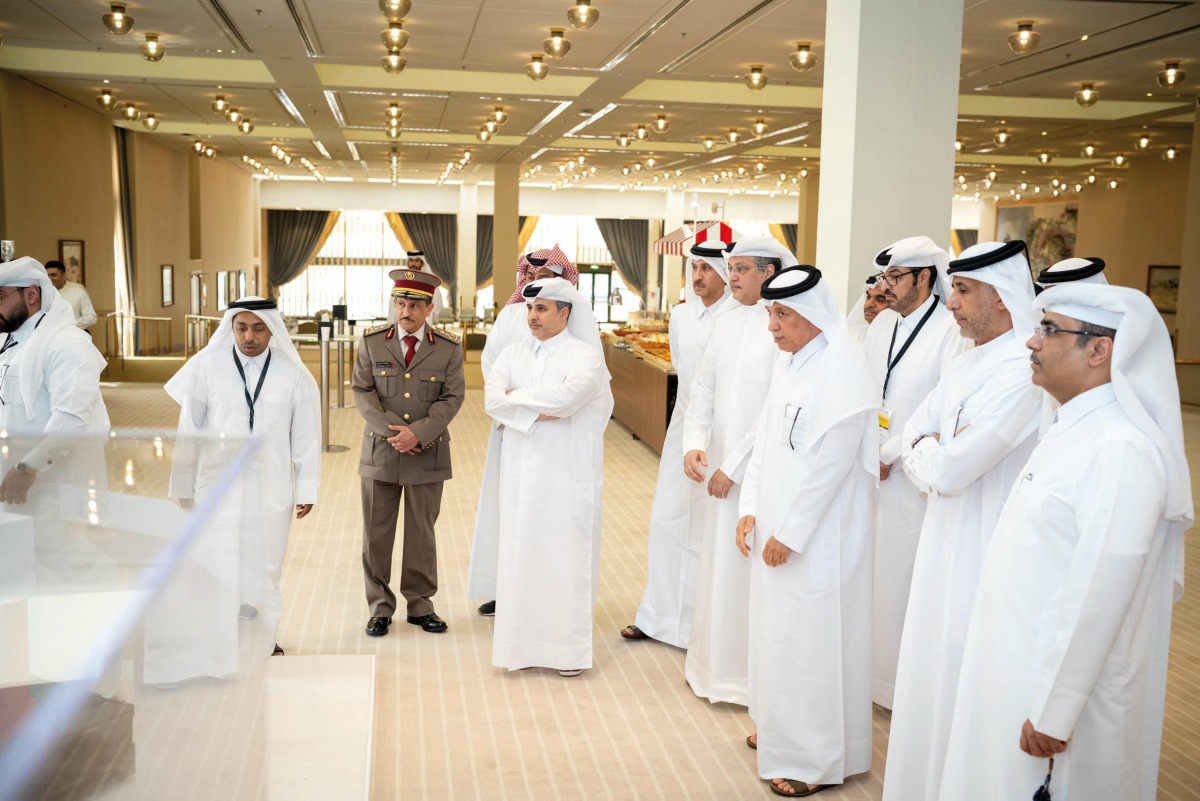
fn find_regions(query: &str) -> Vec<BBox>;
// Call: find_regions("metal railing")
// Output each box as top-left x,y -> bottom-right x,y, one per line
102,312 -> 173,360
185,315 -> 224,357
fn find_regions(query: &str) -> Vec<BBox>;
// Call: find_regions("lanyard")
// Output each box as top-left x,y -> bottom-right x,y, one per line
0,312 -> 46,357
232,347 -> 272,431
882,296 -> 938,403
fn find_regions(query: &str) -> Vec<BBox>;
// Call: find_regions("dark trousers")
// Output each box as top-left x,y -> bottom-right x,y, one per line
361,478 -> 443,618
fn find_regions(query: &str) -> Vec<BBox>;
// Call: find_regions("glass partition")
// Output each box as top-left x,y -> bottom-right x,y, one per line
0,431 -> 272,801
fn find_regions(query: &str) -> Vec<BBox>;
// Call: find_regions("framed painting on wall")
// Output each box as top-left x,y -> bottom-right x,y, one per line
161,265 -> 175,307
58,239 -> 85,284
190,272 -> 203,315
1147,265 -> 1180,314
994,201 -> 1078,275
216,271 -> 229,311
237,270 -> 248,300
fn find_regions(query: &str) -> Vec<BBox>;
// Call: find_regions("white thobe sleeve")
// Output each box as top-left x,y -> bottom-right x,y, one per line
289,376 -> 321,505
21,343 -> 106,471
504,346 -> 606,421
74,289 -> 98,328
737,401 -> 772,521
1027,440 -> 1166,741
480,309 -> 510,384
681,337 -> 717,454
168,372 -> 209,500
718,407 -> 761,485
484,346 -> 539,434
771,414 -> 868,553
901,366 -> 1040,496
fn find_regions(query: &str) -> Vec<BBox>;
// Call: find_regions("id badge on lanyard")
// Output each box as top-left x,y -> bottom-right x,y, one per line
877,408 -> 892,446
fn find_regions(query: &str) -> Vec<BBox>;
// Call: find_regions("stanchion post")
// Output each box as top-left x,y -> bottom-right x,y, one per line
318,319 -> 350,454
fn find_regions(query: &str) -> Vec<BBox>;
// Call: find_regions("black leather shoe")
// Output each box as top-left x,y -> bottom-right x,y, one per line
365,616 -> 391,636
406,613 -> 448,633
478,600 -> 496,617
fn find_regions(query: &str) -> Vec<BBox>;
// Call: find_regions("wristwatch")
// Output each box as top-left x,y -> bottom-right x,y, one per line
14,462 -> 36,475
910,434 -> 930,449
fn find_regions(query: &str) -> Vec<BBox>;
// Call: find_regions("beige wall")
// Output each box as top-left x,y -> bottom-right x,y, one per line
0,73 -> 117,327
0,76 -> 260,352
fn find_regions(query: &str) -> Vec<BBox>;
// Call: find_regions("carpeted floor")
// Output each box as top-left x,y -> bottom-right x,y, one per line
100,367 -> 1200,801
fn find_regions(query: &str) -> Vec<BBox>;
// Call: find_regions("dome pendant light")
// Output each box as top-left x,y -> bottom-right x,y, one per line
385,102 -> 402,121
994,128 -> 1010,146
1135,134 -> 1151,151
139,33 -> 165,61
381,22 -> 409,50
1156,61 -> 1186,89
744,65 -> 767,91
789,43 -> 817,72
653,114 -> 670,133
752,119 -> 768,136
526,54 -> 549,81
567,1 -> 599,31
703,137 -> 715,151
226,107 -> 242,125
493,106 -> 509,125
727,128 -> 740,144
142,113 -> 159,130
97,89 -> 116,109
211,94 -> 228,114
102,3 -> 134,35
544,28 -> 571,58
1007,21 -> 1040,55
383,48 -> 407,74
616,133 -> 631,148
1081,143 -> 1096,158
1075,82 -> 1099,108
238,118 -> 254,134
379,0 -> 412,21
635,124 -> 649,140
120,103 -> 140,121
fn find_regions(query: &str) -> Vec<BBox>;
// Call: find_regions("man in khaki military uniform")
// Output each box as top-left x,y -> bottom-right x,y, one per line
354,270 -> 465,637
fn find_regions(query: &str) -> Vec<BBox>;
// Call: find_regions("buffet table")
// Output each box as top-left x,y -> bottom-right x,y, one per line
602,336 -> 677,455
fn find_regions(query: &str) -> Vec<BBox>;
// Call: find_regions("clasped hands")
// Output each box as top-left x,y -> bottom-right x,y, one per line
387,424 -> 422,455
735,515 -> 792,566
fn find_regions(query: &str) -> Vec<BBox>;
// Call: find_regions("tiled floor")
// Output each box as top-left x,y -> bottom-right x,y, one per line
101,376 -> 1200,801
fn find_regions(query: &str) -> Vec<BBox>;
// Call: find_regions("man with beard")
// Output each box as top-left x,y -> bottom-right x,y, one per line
0,257 -> 108,505
847,274 -> 892,348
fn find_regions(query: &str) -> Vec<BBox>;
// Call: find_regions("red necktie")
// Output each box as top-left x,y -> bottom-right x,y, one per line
403,335 -> 418,367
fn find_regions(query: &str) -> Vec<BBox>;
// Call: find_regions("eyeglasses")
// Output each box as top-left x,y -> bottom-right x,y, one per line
1031,324 -> 1099,340
0,289 -> 21,302
878,269 -> 922,287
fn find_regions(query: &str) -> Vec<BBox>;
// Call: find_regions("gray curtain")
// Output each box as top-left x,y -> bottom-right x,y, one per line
954,228 -> 979,250
400,212 -> 457,309
476,214 -> 527,285
267,209 -> 333,293
596,218 -> 649,295
781,224 -> 798,255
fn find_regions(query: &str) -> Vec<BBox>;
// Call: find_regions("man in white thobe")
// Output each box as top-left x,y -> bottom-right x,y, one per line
483,278 -> 612,676
622,241 -> 734,647
737,265 -> 877,798
404,250 -> 447,317
883,240 -> 1042,801
166,297 -> 321,664
44,260 -> 98,329
846,274 -> 891,348
1036,256 -> 1108,290
470,245 -> 579,616
939,284 -> 1190,801
864,236 -> 970,709
681,237 -> 787,705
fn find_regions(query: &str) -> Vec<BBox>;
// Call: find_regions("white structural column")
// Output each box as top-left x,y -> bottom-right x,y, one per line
645,220 -> 662,311
663,189 -> 686,310
1176,107 -> 1200,363
456,182 -> 479,314
816,0 -> 964,310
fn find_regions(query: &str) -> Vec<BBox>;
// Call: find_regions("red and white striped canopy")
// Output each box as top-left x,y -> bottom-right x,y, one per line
654,221 -> 739,256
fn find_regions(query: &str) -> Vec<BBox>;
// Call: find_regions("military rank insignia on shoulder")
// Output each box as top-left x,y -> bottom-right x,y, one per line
432,328 -> 461,344
364,323 -> 393,337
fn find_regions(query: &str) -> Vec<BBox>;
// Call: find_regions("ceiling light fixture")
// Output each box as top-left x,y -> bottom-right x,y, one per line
1037,152 -> 1052,164
478,128 -> 493,142
493,106 -> 508,125
526,54 -> 549,81
385,102 -> 402,120
616,133 -> 631,147
211,94 -> 228,114
139,33 -> 165,61
238,118 -> 254,134
744,65 -> 767,91
1087,173 -> 1097,184
1156,61 -> 1186,89
703,137 -> 715,151
97,89 -> 116,109
379,0 -> 412,21
381,21 -> 409,49
1164,146 -> 1180,161
383,47 -> 407,74
1135,134 -> 1151,151
799,168 -> 808,178
142,113 -> 159,130
567,1 -> 599,30
1075,82 -> 1099,108
1112,153 -> 1127,167
544,28 -> 571,58
727,128 -> 740,144
226,107 -> 242,125
994,129 -> 1009,146
644,156 -> 654,168
635,124 -> 649,140
633,161 -> 642,172
1108,180 -> 1119,189
987,170 -> 997,181
484,119 -> 499,134
954,138 -> 963,152
204,146 -> 216,159
789,43 -> 817,72
752,119 -> 768,136
120,102 -> 140,121
1081,143 -> 1096,157
653,114 -> 670,133
102,3 -> 134,35
1007,21 -> 1040,55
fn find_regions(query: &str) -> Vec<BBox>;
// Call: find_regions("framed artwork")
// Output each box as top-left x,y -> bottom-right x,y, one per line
1147,265 -> 1180,314
227,270 -> 242,303
190,272 -> 203,315
237,270 -> 248,299
58,239 -> 85,284
995,200 -> 1078,275
161,264 -> 175,307
216,271 -> 229,311
0,241 -> 13,263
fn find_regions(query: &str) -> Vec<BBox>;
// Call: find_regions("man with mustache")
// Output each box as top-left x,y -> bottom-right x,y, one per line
846,273 -> 893,348
623,240 -> 734,647
883,240 -> 1041,801
862,236 -> 969,710
354,269 -> 465,637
